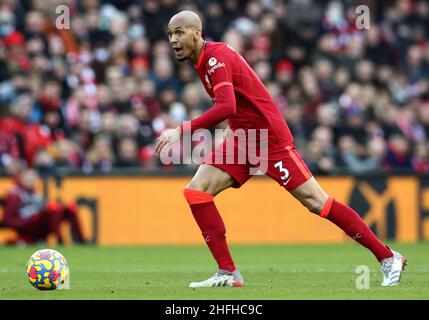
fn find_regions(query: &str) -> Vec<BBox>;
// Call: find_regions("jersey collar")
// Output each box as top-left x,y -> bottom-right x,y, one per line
194,41 -> 206,69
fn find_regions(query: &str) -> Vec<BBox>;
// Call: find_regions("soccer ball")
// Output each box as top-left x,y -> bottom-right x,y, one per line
25,249 -> 69,290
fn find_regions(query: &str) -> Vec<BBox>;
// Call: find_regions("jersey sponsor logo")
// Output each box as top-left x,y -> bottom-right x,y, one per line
208,57 -> 217,66
207,61 -> 226,75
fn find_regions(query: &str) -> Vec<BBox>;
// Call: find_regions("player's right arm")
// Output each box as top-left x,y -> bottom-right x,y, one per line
155,46 -> 236,156
154,85 -> 235,155
181,48 -> 237,134
154,127 -> 181,155
181,84 -> 236,134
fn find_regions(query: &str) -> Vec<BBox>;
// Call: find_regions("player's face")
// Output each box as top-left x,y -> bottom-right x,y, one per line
167,25 -> 196,62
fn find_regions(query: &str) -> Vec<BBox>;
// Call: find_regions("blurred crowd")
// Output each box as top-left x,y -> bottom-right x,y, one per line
0,0 -> 429,175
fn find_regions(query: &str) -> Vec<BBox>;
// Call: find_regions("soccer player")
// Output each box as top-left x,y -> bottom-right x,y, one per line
3,168 -> 85,244
155,10 -> 406,288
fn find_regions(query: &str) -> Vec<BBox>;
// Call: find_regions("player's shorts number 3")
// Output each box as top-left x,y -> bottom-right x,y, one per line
274,160 -> 291,186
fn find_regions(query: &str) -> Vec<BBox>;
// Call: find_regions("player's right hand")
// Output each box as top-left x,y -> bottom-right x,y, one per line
155,127 -> 182,156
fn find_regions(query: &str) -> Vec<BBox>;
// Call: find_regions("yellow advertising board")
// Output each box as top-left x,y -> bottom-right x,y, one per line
0,176 -> 427,245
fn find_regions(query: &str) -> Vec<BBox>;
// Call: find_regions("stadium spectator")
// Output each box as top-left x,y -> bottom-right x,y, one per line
0,0 -> 428,174
115,137 -> 140,167
82,134 -> 115,172
337,136 -> 386,174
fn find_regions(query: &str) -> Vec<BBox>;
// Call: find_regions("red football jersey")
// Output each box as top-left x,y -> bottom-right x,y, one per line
194,41 -> 294,150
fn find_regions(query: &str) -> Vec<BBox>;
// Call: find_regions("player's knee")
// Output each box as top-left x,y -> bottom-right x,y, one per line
302,197 -> 325,214
307,201 -> 324,214
185,181 -> 211,194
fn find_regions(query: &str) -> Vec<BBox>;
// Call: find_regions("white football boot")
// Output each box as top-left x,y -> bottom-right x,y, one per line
380,250 -> 407,286
189,269 -> 244,288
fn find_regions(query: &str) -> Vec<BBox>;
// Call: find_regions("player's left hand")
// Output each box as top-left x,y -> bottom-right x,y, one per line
155,127 -> 182,156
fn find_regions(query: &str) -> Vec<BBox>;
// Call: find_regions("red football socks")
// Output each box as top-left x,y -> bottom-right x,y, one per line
183,188 -> 392,266
183,188 -> 236,272
321,196 -> 393,262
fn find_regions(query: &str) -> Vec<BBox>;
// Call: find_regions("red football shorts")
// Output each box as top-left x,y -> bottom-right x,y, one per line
203,140 -> 312,191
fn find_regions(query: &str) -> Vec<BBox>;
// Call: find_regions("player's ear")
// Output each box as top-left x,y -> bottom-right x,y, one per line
194,29 -> 201,41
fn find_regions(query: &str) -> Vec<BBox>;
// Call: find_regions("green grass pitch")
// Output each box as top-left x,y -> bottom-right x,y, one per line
0,242 -> 428,299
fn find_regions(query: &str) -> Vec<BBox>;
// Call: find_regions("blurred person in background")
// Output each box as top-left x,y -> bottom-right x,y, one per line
0,0 -> 427,176
82,134 -> 115,172
412,142 -> 429,173
385,134 -> 413,171
0,93 -> 52,167
2,167 -> 85,244
115,137 -> 140,167
337,136 -> 386,174
304,126 -> 336,174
